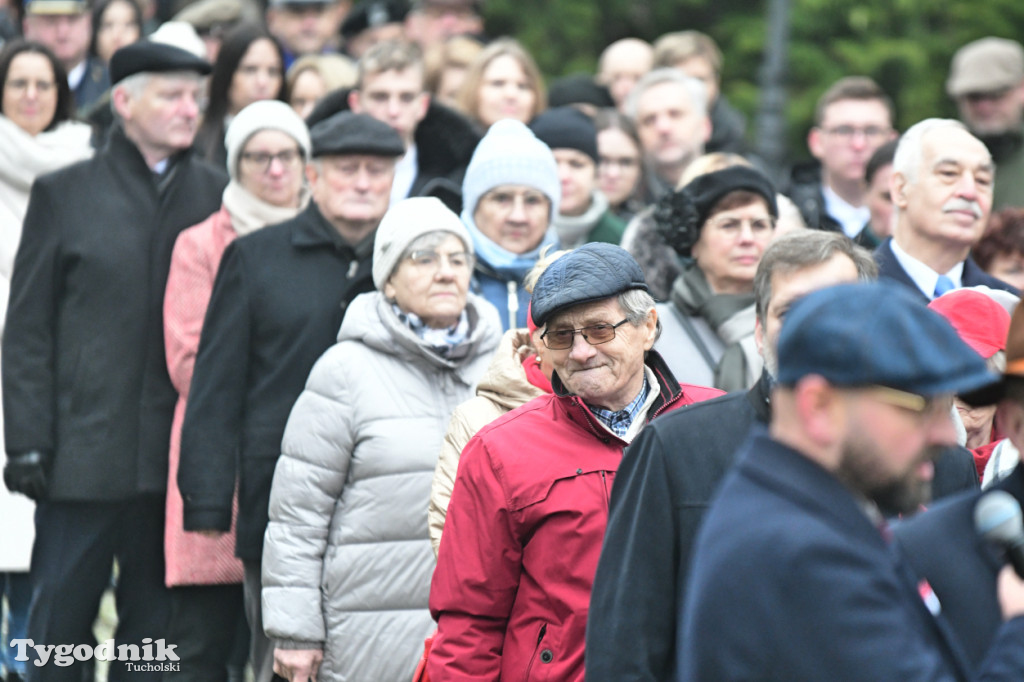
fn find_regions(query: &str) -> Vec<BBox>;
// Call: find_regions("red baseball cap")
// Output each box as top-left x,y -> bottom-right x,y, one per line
928,289 -> 1011,359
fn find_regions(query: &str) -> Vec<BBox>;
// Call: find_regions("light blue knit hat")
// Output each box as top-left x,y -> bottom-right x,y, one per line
461,119 -> 560,221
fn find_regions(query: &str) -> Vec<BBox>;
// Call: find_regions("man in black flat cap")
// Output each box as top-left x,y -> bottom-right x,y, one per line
2,41 -> 225,681
428,242 -> 723,681
177,111 -> 404,682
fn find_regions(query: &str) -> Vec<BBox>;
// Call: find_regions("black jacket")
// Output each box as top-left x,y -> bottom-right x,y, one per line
875,238 -> 1020,302
307,89 -> 481,209
706,95 -> 748,155
2,126 -> 226,501
587,371 -> 979,681
784,160 -> 843,233
178,202 -> 376,560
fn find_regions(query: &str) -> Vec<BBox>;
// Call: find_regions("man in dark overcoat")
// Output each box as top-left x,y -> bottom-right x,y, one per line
2,41 -> 226,681
177,111 -> 404,682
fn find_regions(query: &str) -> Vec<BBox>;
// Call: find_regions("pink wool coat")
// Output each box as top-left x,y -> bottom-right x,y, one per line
163,205 -> 244,586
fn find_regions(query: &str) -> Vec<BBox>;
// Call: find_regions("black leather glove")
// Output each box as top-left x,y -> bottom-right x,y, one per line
3,450 -> 49,501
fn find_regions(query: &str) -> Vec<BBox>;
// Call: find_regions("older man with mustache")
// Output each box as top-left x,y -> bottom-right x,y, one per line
875,118 -> 1019,299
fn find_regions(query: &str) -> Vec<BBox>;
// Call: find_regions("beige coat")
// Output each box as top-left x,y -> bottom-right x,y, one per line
429,328 -> 548,556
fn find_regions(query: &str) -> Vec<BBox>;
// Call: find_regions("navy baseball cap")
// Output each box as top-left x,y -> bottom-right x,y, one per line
531,242 -> 648,327
776,282 -> 996,397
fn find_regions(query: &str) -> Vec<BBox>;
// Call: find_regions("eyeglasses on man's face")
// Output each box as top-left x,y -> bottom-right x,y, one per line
540,318 -> 630,350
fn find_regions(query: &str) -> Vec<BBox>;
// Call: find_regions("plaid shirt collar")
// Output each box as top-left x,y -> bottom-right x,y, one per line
587,377 -> 650,439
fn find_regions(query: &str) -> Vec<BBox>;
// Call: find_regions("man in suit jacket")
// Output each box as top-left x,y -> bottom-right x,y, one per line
2,42 -> 225,680
679,281 -> 1024,682
875,117 -> 1018,301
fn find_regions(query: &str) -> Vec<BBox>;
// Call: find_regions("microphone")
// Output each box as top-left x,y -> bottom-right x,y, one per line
974,490 -> 1024,579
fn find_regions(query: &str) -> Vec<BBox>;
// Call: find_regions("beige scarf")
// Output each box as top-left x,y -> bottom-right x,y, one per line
221,180 -> 310,236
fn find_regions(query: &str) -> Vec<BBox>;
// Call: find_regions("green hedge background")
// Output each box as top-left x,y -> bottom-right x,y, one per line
481,0 -> 1024,168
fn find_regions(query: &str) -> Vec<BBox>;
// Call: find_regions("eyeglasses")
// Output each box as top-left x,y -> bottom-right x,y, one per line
540,318 -> 629,350
864,385 -> 953,419
5,78 -> 56,94
240,149 -> 302,173
706,215 -> 777,233
822,125 -> 893,142
406,249 -> 474,272
480,189 -> 549,213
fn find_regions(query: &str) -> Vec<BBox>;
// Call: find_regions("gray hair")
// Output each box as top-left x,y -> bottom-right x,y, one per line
753,231 -> 878,326
618,288 -> 662,344
400,230 -> 471,260
625,68 -> 707,121
892,118 -> 969,184
110,70 -> 206,121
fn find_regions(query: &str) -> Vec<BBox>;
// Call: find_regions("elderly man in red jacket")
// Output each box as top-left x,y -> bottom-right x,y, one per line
428,242 -> 722,681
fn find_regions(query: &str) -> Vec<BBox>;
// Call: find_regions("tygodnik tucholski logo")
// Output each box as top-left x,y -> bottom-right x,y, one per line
10,638 -> 180,671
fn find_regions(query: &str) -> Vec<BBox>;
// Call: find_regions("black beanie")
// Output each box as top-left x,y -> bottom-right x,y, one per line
528,106 -> 599,163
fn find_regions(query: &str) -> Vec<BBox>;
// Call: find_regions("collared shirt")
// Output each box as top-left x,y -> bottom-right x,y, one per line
588,375 -> 652,440
890,238 -> 964,299
390,143 -> 418,206
67,59 -> 86,91
822,184 -> 871,239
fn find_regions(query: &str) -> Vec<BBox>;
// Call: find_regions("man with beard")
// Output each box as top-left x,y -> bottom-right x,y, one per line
875,117 -> 1018,300
947,37 -> 1024,210
678,281 -> 1024,682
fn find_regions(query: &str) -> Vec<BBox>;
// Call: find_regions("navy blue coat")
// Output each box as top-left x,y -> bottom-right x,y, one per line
679,430 -> 1024,682
874,238 -> 1019,301
895,467 -> 1024,672
588,373 -> 978,682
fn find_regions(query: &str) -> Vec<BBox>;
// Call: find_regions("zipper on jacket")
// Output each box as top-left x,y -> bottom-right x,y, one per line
601,470 -> 611,509
506,280 -> 519,330
347,260 -> 358,279
524,623 -> 548,679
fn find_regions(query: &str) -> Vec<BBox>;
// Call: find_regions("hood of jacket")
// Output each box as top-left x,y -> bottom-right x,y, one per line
474,328 -> 547,411
339,291 -> 502,381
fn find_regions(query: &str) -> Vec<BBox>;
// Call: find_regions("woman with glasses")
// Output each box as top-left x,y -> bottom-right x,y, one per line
655,166 -> 778,391
162,100 -> 310,680
261,197 -> 501,682
460,118 -> 561,331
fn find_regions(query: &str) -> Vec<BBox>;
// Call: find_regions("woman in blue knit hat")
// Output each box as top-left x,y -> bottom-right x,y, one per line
460,118 -> 561,331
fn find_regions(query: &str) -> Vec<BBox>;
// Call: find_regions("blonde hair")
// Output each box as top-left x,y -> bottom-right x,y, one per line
424,35 -> 484,97
286,53 -> 357,96
678,152 -> 751,188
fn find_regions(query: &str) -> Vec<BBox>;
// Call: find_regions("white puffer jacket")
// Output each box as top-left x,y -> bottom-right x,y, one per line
262,291 -> 501,682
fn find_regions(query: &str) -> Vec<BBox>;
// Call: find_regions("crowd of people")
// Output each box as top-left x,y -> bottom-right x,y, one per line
3,0 -> 1024,680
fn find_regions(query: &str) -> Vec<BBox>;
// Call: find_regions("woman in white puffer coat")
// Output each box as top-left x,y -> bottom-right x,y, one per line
261,197 -> 502,682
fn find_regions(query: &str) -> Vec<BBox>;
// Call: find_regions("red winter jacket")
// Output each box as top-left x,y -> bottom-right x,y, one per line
428,353 -> 722,681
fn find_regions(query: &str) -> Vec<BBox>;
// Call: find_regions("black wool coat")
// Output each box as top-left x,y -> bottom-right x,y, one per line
2,126 -> 227,501
178,202 -> 376,561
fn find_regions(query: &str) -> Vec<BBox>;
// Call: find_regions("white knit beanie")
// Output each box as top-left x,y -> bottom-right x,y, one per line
461,119 -> 560,221
373,197 -> 474,290
224,100 -> 312,180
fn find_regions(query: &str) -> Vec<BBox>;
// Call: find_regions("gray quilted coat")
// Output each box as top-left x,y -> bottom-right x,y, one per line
261,290 -> 501,682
